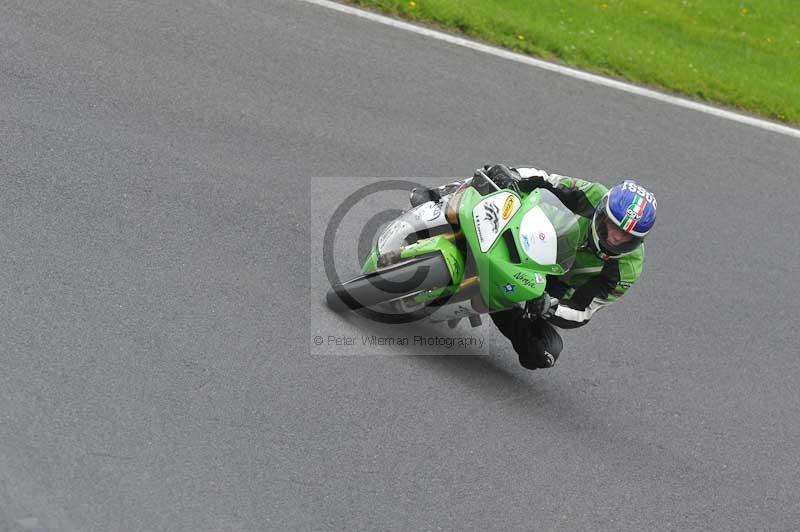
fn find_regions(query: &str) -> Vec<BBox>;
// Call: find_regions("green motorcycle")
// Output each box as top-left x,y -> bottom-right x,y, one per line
326,171 -> 582,327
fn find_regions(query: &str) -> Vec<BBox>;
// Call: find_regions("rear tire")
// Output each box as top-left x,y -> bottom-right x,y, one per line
326,253 -> 451,313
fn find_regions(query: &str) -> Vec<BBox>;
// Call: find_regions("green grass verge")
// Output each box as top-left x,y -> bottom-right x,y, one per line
347,0 -> 800,125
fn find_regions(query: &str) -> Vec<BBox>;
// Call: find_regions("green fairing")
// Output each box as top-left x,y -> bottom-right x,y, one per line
456,188 -> 577,312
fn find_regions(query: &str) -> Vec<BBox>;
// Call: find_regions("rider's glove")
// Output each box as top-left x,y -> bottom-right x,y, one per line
475,164 -> 520,191
525,293 -> 559,320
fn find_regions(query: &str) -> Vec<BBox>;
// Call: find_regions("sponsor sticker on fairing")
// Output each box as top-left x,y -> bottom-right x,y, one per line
501,195 -> 518,220
472,192 -> 520,252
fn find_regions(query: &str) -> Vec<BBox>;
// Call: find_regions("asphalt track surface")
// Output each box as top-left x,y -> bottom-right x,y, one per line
2,1 -> 799,531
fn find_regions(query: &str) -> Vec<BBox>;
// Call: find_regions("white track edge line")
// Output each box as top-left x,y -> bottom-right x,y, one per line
299,0 -> 800,140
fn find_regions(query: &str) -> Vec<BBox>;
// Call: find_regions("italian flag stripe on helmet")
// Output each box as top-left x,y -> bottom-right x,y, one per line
620,195 -> 647,232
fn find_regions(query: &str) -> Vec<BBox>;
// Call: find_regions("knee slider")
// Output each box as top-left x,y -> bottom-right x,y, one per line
518,348 -> 559,370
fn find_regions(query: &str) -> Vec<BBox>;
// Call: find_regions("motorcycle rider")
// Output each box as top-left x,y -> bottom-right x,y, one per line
410,164 -> 657,370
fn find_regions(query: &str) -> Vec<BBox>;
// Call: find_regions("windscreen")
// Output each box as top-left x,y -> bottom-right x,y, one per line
535,189 -> 582,271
